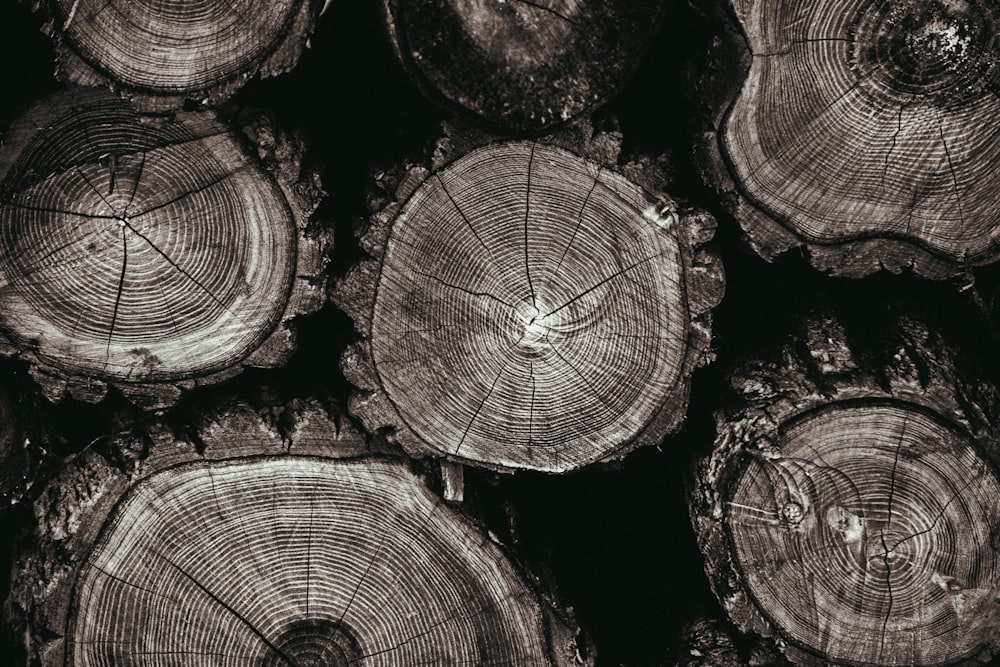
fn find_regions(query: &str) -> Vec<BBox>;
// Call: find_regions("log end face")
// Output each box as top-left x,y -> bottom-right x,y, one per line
354,140 -> 717,472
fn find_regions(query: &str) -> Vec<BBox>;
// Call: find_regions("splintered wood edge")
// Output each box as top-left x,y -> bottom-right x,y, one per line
1,111 -> 329,410
42,0 -> 320,112
332,124 -> 723,473
6,399 -> 589,667
693,6 -> 974,280
688,313 -> 1000,666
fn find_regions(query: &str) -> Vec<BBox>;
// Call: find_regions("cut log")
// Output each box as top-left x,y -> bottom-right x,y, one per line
689,312 -> 1000,666
697,0 -> 1000,278
0,87 -> 327,408
334,126 -> 723,473
383,0 -> 666,131
6,399 -> 589,666
42,0 -> 320,111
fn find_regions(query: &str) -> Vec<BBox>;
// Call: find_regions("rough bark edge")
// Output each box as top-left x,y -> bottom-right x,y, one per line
692,1 -> 981,281
675,615 -> 787,667
688,310 -> 1000,667
331,120 -> 724,473
36,0 -> 321,113
3,397 -> 592,667
381,0 -> 667,135
0,109 -> 330,411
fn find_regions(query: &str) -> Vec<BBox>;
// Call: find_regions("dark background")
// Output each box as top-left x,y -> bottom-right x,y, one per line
1,1 -> 1000,665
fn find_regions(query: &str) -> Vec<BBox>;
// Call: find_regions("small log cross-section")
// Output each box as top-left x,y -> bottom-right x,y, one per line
45,0 -> 320,110
384,0 -> 665,131
0,88 -> 326,407
690,314 -> 1000,666
8,402 -> 588,666
336,137 -> 723,473
699,0 -> 1000,277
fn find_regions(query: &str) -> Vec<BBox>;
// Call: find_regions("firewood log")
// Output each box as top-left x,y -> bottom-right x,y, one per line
0,88 -> 328,408
696,0 -> 1000,278
383,0 -> 666,131
333,124 -> 724,473
6,398 -> 590,666
689,311 -> 1000,666
39,0 -> 321,111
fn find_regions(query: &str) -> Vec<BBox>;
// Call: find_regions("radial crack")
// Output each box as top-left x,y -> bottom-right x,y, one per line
542,253 -> 661,319
104,227 -> 128,364
525,142 -> 537,308
453,367 -> 505,456
436,174 -> 491,255
512,0 -> 578,24
121,218 -> 252,329
158,555 -> 299,667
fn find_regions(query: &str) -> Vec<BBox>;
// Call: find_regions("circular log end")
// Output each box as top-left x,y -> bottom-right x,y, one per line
53,0 -> 313,102
0,88 -> 317,404
360,140 -> 715,472
386,0 -> 664,131
66,457 -> 566,665
713,0 -> 1000,276
723,401 -> 1000,666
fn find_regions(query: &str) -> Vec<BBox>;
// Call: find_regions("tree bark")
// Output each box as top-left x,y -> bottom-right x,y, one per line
333,123 -> 724,473
6,398 -> 590,666
0,87 -> 328,408
41,0 -> 320,111
689,311 -> 1000,666
383,0 -> 666,131
696,0 -> 1000,278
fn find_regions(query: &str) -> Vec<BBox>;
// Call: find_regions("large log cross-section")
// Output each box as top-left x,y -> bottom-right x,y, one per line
0,88 -> 326,406
44,0 -> 321,109
700,0 -> 1000,277
336,137 -> 723,473
690,314 -> 1000,666
7,401 -> 589,666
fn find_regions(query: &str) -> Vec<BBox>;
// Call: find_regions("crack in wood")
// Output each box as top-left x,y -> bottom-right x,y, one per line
525,142 -> 537,309
539,165 -> 602,297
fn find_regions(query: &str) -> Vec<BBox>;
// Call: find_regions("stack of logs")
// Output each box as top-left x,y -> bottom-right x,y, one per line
1,0 -> 999,665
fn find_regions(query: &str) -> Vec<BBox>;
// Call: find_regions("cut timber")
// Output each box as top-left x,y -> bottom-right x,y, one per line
383,0 -> 665,131
43,0 -> 320,110
690,312 -> 1000,666
334,129 -> 723,473
698,0 -> 1000,278
0,88 -> 327,407
7,400 -> 589,666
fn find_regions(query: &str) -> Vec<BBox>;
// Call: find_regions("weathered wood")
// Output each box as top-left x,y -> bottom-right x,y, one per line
41,0 -> 320,111
383,0 -> 666,131
697,0 -> 1000,278
690,312 -> 1000,666
333,124 -> 723,473
7,398 -> 590,666
0,88 -> 327,408
675,616 -> 784,667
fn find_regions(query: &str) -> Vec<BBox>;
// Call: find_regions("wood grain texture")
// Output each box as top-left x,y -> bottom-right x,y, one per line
0,88 -> 327,407
45,0 -> 319,110
334,131 -> 723,473
698,0 -> 1000,278
383,0 -> 665,131
690,313 -> 1000,666
7,400 -> 588,667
